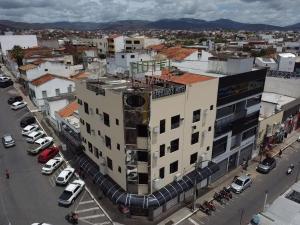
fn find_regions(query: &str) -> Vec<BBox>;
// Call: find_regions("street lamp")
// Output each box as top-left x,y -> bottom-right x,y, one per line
191,158 -> 210,212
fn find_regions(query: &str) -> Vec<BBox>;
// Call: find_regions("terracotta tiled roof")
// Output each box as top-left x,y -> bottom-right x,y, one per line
159,69 -> 215,85
159,46 -> 198,61
70,72 -> 89,80
58,101 -> 79,118
30,74 -> 71,86
147,44 -> 165,51
19,64 -> 37,71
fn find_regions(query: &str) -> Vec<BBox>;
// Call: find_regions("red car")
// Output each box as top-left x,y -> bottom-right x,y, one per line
38,146 -> 60,163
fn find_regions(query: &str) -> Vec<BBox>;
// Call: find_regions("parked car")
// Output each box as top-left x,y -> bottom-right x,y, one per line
2,134 -> 15,148
38,146 -> 60,163
41,156 -> 63,175
230,175 -> 252,194
27,137 -> 53,155
31,223 -> 52,225
256,157 -> 276,174
0,80 -> 13,88
26,130 -> 44,143
0,76 -> 10,81
56,167 -> 75,185
7,95 -> 23,105
297,136 -> 300,142
22,124 -> 39,136
11,101 -> 27,110
20,116 -> 36,128
58,179 -> 85,206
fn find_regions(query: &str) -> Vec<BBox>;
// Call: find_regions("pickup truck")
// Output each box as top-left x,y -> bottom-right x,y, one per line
27,137 -> 53,155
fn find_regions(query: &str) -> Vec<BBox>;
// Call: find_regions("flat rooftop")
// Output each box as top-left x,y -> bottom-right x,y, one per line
262,92 -> 295,108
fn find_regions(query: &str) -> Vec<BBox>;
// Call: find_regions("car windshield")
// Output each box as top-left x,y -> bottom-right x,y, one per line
234,179 -> 244,186
262,160 -> 271,166
44,164 -> 52,168
4,136 -> 12,141
57,177 -> 64,181
60,190 -> 73,200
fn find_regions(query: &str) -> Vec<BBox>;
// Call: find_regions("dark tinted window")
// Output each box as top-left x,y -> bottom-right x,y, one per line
160,119 -> 165,134
159,167 -> 165,178
137,151 -> 148,162
137,125 -> 148,137
104,112 -> 110,127
190,152 -> 198,164
160,144 -> 165,157
193,110 -> 201,123
107,157 -> 113,170
170,161 -> 178,174
86,123 -> 91,134
138,173 -> 148,184
105,136 -> 111,149
191,132 -> 199,145
84,102 -> 89,114
170,138 -> 179,152
171,115 -> 180,129
212,136 -> 227,158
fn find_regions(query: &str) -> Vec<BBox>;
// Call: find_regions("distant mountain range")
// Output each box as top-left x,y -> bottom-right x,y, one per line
0,18 -> 299,31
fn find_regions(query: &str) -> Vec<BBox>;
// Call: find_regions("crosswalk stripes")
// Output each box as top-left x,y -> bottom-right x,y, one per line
188,218 -> 201,225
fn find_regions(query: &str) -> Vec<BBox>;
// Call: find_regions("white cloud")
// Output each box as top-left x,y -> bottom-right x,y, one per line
0,0 -> 298,26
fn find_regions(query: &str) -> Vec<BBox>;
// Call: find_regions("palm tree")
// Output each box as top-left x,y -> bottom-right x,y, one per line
11,45 -> 24,66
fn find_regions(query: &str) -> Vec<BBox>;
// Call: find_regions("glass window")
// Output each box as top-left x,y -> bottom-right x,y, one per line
171,115 -> 180,129
104,112 -> 110,127
193,110 -> 201,123
170,161 -> 178,174
137,151 -> 148,162
117,143 -> 120,150
94,147 -> 99,158
191,132 -> 199,145
212,136 -> 227,158
190,152 -> 198,164
84,102 -> 89,114
88,142 -> 92,152
137,125 -> 148,137
242,127 -> 257,140
170,138 -> 179,152
42,90 -> 47,98
160,144 -> 165,157
55,88 -> 60,96
118,166 -> 121,173
138,173 -> 148,184
86,122 -> 91,134
159,167 -> 165,179
105,135 -> 111,149
107,157 -> 113,170
116,119 -> 119,125
160,119 -> 165,134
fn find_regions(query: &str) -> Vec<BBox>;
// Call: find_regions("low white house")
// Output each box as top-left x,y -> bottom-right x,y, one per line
0,35 -> 38,55
28,73 -> 75,108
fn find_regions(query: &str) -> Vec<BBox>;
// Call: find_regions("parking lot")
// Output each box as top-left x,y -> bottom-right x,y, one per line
0,82 -> 112,225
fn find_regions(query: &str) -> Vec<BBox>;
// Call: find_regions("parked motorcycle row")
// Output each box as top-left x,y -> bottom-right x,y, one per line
197,187 -> 233,215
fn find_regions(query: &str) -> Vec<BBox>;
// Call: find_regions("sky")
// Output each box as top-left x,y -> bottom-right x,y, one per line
0,0 -> 298,26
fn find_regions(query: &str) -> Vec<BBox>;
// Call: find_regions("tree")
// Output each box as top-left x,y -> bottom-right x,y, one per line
11,45 -> 24,66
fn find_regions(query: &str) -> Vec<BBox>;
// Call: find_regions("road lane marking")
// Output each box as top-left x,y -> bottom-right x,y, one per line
79,200 -> 94,205
188,218 -> 200,225
75,207 -> 99,213
79,214 -> 105,219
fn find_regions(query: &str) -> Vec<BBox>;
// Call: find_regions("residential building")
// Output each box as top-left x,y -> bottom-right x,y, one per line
0,35 -> 38,55
124,36 -> 163,51
107,35 -> 126,54
28,73 -> 75,109
255,57 -> 278,70
76,68 -> 219,218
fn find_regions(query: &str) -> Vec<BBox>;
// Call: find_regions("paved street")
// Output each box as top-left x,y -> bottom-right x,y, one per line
0,85 -> 112,225
179,141 -> 300,225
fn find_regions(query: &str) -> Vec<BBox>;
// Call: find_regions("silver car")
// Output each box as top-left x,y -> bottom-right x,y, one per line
230,175 -> 252,194
2,134 -> 15,148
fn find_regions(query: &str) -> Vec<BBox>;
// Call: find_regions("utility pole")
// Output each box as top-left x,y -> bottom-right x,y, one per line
263,190 -> 268,211
295,162 -> 300,183
239,208 -> 245,225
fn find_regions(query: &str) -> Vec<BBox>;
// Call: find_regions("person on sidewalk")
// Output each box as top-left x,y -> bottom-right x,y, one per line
279,149 -> 283,158
5,169 -> 10,179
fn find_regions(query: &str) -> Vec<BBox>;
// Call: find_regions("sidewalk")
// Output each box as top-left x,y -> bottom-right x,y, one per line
158,130 -> 300,225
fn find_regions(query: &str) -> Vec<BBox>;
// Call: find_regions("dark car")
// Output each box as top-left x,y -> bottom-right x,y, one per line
20,116 -> 36,128
0,79 -> 13,88
38,146 -> 60,163
256,157 -> 276,174
7,95 -> 23,105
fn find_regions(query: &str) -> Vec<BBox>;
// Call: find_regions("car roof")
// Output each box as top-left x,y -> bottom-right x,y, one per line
35,137 -> 46,144
12,101 -> 22,105
46,159 -> 57,165
28,131 -> 40,137
65,183 -> 80,191
24,124 -> 35,129
237,175 -> 250,181
58,169 -> 73,177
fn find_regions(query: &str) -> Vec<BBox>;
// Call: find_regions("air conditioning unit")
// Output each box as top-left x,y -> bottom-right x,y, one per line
153,178 -> 162,190
192,125 -> 197,130
174,173 -> 182,181
99,156 -> 106,165
167,146 -> 171,152
99,113 -> 103,121
91,129 -> 95,136
153,126 -> 159,133
89,108 -> 94,115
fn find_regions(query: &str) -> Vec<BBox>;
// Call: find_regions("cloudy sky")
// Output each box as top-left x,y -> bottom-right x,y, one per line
0,0 -> 298,26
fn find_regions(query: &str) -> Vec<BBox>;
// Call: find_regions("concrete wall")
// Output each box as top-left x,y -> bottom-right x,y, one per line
264,77 -> 300,98
0,35 -> 38,55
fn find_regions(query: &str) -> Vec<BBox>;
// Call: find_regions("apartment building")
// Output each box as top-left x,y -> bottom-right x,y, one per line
107,35 -> 125,54
76,69 -> 219,217
206,57 -> 267,181
124,36 -> 163,51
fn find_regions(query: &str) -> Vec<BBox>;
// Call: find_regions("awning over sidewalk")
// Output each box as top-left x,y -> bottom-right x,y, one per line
77,154 -> 219,209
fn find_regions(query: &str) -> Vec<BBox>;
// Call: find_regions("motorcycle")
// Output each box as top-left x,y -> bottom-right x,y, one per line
213,192 -> 225,205
203,200 -> 216,211
199,203 -> 211,215
65,212 -> 78,224
287,164 -> 295,175
219,190 -> 230,201
222,187 -> 233,199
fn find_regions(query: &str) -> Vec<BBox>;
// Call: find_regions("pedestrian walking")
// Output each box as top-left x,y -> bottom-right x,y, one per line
279,149 -> 283,158
5,169 -> 10,179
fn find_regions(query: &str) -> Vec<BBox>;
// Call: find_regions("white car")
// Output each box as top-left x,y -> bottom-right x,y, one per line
11,101 -> 27,110
26,130 -> 44,143
56,167 -> 75,185
27,136 -> 53,154
0,76 -> 10,81
22,124 -> 39,136
42,156 -> 64,175
58,179 -> 85,205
